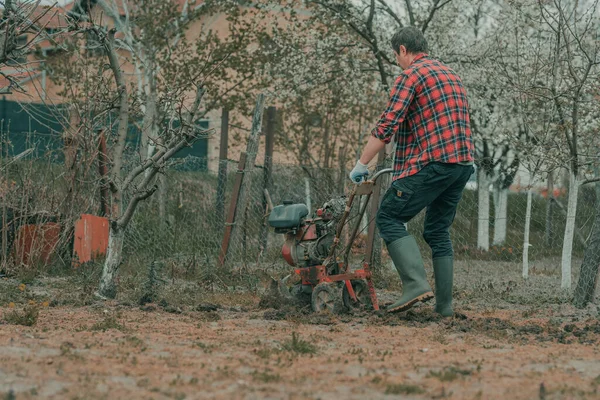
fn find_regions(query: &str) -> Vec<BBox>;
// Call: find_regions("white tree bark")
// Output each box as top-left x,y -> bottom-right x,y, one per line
561,171 -> 579,289
477,168 -> 490,251
97,225 -> 125,299
522,187 -> 533,279
493,186 -> 508,245
304,177 -> 312,212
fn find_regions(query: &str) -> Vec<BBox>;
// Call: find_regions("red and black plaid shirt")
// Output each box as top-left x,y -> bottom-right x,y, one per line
372,53 -> 474,180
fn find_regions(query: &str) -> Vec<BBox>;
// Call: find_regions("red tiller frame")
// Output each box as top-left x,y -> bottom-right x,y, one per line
294,168 -> 393,312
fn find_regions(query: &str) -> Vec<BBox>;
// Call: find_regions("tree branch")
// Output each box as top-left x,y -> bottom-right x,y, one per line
404,0 -> 415,26
118,124 -> 211,229
421,0 -> 453,32
100,27 -> 129,186
117,184 -> 158,228
377,0 -> 403,27
308,0 -> 394,68
366,0 -> 375,32
121,87 -> 206,191
581,177 -> 600,186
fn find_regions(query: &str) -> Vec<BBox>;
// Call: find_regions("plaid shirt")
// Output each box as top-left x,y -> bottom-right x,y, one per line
372,54 -> 474,180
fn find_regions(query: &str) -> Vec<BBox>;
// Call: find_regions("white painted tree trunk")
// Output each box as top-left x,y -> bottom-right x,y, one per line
477,169 -> 490,251
522,187 -> 533,279
561,171 -> 579,289
493,187 -> 508,245
97,225 -> 125,299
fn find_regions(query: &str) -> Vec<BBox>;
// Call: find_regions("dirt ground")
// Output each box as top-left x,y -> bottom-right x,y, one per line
2,298 -> 600,399
2,257 -> 600,399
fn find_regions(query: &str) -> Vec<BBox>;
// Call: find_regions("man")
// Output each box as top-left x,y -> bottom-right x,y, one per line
350,27 -> 474,317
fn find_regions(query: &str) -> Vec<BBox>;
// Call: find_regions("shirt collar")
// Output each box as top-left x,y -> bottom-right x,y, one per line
410,53 -> 428,66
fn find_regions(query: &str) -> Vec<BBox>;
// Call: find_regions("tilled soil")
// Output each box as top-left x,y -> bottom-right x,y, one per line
2,303 -> 600,400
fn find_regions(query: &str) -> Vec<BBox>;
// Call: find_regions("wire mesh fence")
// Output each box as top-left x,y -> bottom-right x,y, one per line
1,139 -> 598,294
122,156 -> 597,281
123,158 -> 346,272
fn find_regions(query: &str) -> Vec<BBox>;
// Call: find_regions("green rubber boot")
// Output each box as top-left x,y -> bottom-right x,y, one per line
433,256 -> 454,317
386,235 -> 433,313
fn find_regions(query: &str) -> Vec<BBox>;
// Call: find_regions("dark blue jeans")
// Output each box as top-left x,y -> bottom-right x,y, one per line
376,162 -> 474,258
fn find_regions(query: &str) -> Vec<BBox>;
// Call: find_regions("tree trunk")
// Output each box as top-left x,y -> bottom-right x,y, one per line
338,146 -> 347,194
259,107 -> 275,255
573,189 -> 600,308
522,187 -> 533,279
477,168 -> 490,251
595,157 -> 600,213
370,149 -> 387,269
158,173 -> 167,224
140,58 -> 157,161
97,224 -> 125,299
493,186 -> 508,246
216,108 -> 229,226
545,170 -> 554,247
561,171 -> 579,289
62,105 -> 80,218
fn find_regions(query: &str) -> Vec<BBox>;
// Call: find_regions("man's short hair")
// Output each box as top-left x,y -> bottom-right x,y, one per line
390,27 -> 428,54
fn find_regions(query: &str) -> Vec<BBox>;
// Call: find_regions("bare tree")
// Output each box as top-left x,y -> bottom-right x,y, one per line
89,26 -> 210,298
536,0 -> 599,289
47,14 -> 214,297
494,0 -> 599,286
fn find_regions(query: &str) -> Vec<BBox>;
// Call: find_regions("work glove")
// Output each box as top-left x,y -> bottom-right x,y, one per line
349,161 -> 369,183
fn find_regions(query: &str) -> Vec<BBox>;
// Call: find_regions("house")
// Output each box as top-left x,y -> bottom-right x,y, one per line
0,0 -> 305,172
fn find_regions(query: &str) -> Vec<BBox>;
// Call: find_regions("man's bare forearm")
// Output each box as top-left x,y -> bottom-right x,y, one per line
359,136 -> 386,165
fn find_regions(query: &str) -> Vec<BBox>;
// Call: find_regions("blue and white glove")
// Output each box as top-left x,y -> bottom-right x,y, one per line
349,161 -> 369,183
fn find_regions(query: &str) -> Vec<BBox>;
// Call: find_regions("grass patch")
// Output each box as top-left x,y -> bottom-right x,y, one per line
252,369 -> 281,383
254,347 -> 275,359
385,383 -> 425,395
194,341 -> 214,353
428,366 -> 472,382
91,312 -> 125,332
125,335 -> 145,348
281,332 -> 317,355
432,330 -> 448,345
3,303 -> 40,326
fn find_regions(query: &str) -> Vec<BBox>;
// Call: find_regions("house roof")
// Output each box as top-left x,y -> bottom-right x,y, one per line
31,4 -> 74,29
7,0 -> 201,31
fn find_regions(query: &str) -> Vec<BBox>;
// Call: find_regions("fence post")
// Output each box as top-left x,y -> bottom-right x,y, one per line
223,95 -> 265,265
98,130 -> 110,217
216,108 -> 229,225
366,149 -> 386,268
260,106 -> 276,253
219,152 -> 247,267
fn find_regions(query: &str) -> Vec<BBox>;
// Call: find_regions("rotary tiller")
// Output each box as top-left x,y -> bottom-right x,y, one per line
268,168 -> 393,313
